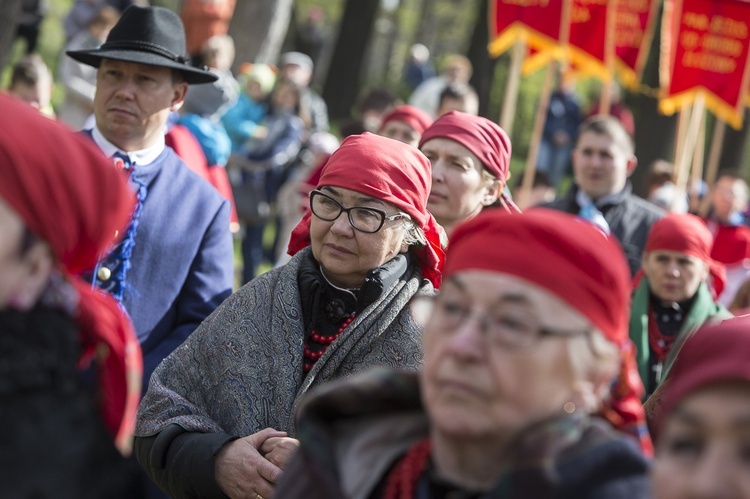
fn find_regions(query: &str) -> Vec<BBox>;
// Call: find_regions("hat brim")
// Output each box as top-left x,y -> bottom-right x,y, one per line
66,48 -> 218,85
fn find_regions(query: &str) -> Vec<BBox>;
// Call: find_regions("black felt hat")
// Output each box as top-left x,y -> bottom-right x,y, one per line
66,5 -> 217,85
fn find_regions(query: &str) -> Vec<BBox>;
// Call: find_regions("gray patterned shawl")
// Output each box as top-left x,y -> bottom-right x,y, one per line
135,247 -> 430,438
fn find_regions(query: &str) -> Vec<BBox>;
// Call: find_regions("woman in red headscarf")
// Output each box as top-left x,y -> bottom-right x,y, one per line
378,104 -> 434,147
419,111 -> 519,238
275,208 -> 652,499
651,316 -> 750,498
629,213 -> 732,399
135,133 -> 445,499
0,94 -> 142,496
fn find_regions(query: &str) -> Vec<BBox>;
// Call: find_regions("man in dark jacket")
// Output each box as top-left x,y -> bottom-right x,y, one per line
542,115 -> 663,275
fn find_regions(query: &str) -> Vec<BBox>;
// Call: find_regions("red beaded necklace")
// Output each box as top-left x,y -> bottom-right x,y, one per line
647,309 -> 677,363
303,313 -> 356,373
383,438 -> 431,499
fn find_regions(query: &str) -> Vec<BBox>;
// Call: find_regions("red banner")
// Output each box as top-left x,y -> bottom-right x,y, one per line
614,0 -> 659,89
488,0 -> 567,59
660,0 -> 750,129
567,0 -> 613,81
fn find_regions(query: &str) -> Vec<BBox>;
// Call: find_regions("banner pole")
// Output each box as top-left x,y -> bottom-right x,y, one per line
699,119 -> 727,216
688,114 -> 706,211
520,63 -> 555,209
672,92 -> 706,212
599,0 -> 618,115
500,39 -> 526,135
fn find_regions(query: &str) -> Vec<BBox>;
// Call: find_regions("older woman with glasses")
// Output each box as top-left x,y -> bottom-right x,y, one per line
134,132 -> 444,499
275,208 -> 652,498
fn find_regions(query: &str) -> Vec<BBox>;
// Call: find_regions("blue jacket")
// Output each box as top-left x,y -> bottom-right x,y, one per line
91,146 -> 234,391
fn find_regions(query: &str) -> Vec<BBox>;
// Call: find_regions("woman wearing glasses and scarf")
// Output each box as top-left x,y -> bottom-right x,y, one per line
276,209 -> 652,498
135,132 -> 444,499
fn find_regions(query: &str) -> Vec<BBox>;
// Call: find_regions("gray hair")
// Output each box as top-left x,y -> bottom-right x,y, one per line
402,218 -> 427,247
566,329 -> 620,413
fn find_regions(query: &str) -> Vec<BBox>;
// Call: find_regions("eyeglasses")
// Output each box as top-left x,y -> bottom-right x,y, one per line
412,295 -> 590,350
309,190 -> 411,233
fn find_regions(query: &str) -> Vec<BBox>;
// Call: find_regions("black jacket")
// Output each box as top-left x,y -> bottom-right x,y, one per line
541,184 -> 664,275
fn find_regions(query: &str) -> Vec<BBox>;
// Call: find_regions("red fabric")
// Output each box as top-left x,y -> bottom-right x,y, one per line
419,111 -> 519,213
383,439 -> 431,499
646,213 -> 713,262
645,213 -> 725,297
206,166 -> 239,227
165,124 -> 212,182
446,209 -> 630,342
489,0 -> 566,54
0,93 -> 142,453
660,0 -> 750,129
288,133 -> 445,288
166,125 -> 239,228
655,315 -> 750,439
445,209 -> 652,455
614,0 -> 658,89
420,111 -> 511,184
711,224 -> 750,265
379,105 -> 434,135
568,0 -> 609,76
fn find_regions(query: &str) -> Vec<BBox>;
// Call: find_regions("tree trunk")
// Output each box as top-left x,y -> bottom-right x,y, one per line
322,0 -> 380,121
467,0 -> 497,118
0,0 -> 22,72
630,3 -> 677,198
227,0 -> 294,71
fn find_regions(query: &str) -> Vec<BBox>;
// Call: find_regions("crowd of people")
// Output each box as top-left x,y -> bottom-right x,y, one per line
4,3 -> 750,499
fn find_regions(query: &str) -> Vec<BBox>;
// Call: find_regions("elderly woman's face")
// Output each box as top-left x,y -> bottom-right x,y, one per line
420,137 -> 496,234
652,381 -> 750,499
642,250 -> 708,303
310,186 -> 408,289
420,271 -> 591,441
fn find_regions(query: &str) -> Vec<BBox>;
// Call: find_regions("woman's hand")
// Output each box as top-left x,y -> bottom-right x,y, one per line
260,436 -> 300,469
215,428 -> 287,499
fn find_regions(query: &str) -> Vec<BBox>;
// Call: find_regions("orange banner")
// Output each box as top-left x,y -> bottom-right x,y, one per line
488,0 -> 567,59
660,0 -> 750,129
615,0 -> 659,90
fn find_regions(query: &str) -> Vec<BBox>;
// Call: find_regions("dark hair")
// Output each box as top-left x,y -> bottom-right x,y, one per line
10,54 -> 48,89
357,88 -> 398,115
576,115 -> 634,156
437,83 -> 478,114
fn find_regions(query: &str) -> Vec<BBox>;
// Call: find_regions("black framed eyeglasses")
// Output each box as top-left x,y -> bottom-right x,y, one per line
309,189 -> 411,233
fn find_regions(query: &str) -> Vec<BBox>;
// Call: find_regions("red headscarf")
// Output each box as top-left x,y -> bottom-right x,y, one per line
644,213 -> 725,298
419,111 -> 519,213
711,225 -> 750,265
378,105 -> 434,135
655,315 -> 750,439
288,132 -> 445,288
0,94 -> 141,454
445,209 -> 653,455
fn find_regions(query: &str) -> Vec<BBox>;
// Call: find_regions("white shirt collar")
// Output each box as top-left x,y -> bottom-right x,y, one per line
91,126 -> 165,166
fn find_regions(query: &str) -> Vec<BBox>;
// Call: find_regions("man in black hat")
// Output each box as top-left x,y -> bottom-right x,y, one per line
66,5 -> 234,405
